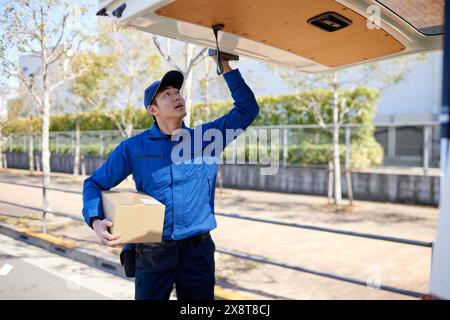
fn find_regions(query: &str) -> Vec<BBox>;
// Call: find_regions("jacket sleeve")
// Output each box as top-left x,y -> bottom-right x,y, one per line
82,140 -> 132,228
201,68 -> 260,150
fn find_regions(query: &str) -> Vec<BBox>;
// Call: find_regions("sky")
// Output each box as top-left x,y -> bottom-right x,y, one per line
376,51 -> 443,116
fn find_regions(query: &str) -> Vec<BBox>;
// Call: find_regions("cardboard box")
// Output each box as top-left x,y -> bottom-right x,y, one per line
101,190 -> 165,243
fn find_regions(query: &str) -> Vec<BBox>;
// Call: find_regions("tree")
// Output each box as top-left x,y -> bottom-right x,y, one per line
0,83 -> 13,169
66,50 -> 117,175
0,0 -> 92,232
0,116 -> 6,169
272,56 -> 419,205
6,91 -> 41,174
93,20 -> 162,138
0,125 -> 4,168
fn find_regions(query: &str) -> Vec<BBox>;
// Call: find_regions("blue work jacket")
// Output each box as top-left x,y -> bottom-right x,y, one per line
82,69 -> 259,240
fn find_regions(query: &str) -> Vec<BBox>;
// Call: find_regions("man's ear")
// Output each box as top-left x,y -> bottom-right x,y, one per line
147,104 -> 157,116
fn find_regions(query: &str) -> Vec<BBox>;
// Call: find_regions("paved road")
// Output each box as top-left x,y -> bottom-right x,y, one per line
0,169 -> 435,299
0,234 -> 134,300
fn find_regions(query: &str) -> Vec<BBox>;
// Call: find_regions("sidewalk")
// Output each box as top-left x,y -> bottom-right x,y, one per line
0,233 -> 134,300
0,168 -> 437,299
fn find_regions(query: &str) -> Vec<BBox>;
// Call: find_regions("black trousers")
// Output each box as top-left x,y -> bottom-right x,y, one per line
134,233 -> 215,300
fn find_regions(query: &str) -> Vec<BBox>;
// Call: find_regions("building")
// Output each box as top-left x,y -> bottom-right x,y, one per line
374,51 -> 443,123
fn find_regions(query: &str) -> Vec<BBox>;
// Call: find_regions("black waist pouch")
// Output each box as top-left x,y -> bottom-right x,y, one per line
120,244 -> 136,278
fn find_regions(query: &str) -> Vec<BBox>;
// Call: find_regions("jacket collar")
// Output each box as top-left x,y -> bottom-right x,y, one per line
149,121 -> 190,140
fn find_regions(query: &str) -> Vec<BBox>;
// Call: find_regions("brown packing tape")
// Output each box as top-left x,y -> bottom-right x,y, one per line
123,191 -> 163,206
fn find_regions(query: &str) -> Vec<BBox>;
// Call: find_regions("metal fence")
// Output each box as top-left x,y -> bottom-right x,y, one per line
3,122 -> 441,172
373,122 -> 440,170
4,130 -> 140,157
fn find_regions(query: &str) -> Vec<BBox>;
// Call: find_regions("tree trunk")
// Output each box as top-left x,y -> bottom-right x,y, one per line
332,73 -> 342,205
204,58 -> 211,120
126,122 -> 133,138
73,116 -> 81,176
42,90 -> 51,233
183,43 -> 194,126
28,124 -> 34,174
0,129 -> 4,169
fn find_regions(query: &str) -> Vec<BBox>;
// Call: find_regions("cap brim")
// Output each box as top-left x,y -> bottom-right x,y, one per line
151,70 -> 184,104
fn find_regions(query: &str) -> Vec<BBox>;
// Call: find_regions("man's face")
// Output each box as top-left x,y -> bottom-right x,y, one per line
148,86 -> 186,121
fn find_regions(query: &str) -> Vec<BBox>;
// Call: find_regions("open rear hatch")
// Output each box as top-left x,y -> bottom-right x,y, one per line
96,0 -> 444,72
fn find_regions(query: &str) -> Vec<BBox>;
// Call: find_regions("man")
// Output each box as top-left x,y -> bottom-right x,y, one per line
82,57 -> 259,300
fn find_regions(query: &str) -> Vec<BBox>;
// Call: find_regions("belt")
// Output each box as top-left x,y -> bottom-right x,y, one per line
165,232 -> 211,247
137,232 -> 210,250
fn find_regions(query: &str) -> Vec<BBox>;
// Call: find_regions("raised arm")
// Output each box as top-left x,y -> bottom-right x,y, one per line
201,61 -> 260,150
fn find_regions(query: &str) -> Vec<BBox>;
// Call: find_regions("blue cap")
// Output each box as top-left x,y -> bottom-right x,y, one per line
143,70 -> 184,109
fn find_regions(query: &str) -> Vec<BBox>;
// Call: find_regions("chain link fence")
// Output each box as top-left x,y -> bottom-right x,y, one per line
4,130 -> 145,157
2,122 -> 441,173
373,123 -> 440,170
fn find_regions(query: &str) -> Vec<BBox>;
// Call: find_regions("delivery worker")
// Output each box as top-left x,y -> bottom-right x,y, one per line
82,57 -> 259,300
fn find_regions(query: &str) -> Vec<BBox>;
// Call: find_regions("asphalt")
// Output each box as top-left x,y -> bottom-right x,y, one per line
0,234 -> 134,300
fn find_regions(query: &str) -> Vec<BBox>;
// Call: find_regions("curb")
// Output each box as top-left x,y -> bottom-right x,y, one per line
0,221 -> 251,300
0,221 -> 125,277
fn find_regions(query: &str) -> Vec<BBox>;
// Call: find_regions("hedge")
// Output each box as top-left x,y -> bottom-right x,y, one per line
287,139 -> 383,168
3,88 -> 378,134
3,140 -> 383,169
1,88 -> 383,168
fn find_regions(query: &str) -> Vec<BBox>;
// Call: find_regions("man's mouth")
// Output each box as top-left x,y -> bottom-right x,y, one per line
175,104 -> 184,109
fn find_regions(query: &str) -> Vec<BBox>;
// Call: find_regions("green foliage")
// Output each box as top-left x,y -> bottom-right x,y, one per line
191,88 -> 383,168
4,144 -> 27,153
3,143 -> 120,157
349,138 -> 384,168
77,144 -> 116,156
287,138 -> 383,168
4,109 -> 153,134
3,87 -> 383,168
2,117 -> 41,135
5,89 -> 377,133
191,88 -> 379,126
70,51 -> 118,112
4,139 -> 382,168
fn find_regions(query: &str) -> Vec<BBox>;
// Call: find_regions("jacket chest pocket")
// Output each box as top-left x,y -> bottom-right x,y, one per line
134,153 -> 171,187
134,154 -> 165,172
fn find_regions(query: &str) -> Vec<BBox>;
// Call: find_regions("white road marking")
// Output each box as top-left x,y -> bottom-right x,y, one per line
0,263 -> 13,276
